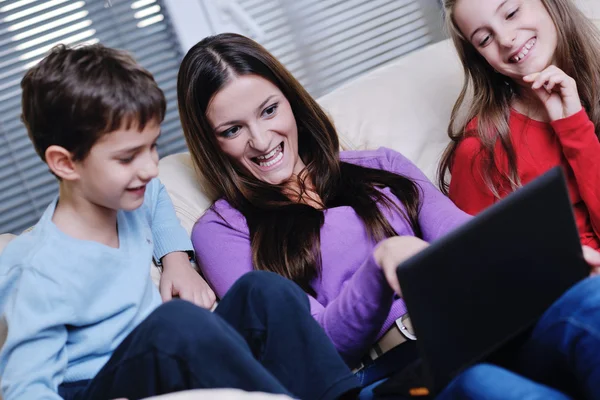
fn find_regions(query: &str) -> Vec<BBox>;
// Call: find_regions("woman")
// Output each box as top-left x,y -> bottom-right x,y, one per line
177,33 -> 600,398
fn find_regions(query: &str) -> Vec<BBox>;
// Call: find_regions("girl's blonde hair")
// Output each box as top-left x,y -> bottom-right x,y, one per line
438,0 -> 600,197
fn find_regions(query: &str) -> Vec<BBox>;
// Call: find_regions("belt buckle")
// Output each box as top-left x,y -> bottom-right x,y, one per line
395,314 -> 417,341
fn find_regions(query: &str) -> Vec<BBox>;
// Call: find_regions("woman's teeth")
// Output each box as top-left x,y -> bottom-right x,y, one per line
254,144 -> 283,167
511,38 -> 536,63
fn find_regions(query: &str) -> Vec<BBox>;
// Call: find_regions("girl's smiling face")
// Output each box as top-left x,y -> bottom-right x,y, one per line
453,0 -> 558,80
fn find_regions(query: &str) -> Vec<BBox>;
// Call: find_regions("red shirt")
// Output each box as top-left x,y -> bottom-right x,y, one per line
449,108 -> 600,250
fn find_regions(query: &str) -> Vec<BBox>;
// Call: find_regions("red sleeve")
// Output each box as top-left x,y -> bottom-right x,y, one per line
448,136 -> 496,215
552,109 -> 600,239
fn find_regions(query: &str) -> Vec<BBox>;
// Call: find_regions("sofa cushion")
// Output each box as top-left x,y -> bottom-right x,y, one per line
318,39 -> 463,183
143,389 -> 293,399
159,153 -> 214,237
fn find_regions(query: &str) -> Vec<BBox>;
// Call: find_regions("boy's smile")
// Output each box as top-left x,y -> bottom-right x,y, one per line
74,120 -> 161,213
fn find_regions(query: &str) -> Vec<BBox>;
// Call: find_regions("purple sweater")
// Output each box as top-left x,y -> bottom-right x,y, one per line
192,147 -> 471,363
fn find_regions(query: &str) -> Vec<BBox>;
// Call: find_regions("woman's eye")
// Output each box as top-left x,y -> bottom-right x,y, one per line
262,103 -> 278,117
221,126 -> 241,138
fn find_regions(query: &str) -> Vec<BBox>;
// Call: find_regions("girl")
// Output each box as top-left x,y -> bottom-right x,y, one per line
438,0 -> 600,250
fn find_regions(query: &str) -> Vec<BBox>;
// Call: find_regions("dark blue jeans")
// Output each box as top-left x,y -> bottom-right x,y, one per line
438,275 -> 600,399
58,271 -> 360,400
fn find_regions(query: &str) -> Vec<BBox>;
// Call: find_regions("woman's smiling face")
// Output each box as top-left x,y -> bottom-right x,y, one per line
207,74 -> 305,185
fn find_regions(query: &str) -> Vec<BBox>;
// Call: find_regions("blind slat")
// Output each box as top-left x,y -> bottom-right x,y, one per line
0,0 -> 186,234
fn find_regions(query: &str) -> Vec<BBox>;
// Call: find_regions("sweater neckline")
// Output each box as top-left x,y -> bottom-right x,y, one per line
510,108 -> 552,129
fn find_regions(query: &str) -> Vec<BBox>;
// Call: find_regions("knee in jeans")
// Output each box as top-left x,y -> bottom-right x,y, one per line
551,275 -> 600,316
449,363 -> 502,394
231,270 -> 304,302
146,300 -> 213,335
144,300 -> 237,350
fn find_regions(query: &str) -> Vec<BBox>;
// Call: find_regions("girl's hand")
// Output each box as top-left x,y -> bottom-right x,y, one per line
584,245 -> 600,277
523,66 -> 582,122
373,236 -> 429,295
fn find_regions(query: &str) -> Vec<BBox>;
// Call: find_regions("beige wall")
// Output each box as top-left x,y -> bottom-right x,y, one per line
575,0 -> 600,27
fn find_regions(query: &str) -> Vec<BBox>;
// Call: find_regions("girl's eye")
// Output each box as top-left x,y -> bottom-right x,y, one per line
479,35 -> 491,47
507,8 -> 519,19
221,126 -> 241,138
262,103 -> 278,117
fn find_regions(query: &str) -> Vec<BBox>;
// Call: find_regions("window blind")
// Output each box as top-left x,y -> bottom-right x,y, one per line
0,0 -> 185,234
224,0 -> 444,96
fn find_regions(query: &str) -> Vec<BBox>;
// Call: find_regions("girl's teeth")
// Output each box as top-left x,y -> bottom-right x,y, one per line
512,38 -> 536,63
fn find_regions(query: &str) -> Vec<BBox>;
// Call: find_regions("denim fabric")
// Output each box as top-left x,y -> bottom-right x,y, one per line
439,276 -> 600,399
58,271 -> 360,400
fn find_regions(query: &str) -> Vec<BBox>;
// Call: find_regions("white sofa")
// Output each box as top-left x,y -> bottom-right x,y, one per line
1,9 -> 599,399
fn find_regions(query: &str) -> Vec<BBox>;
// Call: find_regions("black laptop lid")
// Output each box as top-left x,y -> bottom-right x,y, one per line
396,167 -> 589,394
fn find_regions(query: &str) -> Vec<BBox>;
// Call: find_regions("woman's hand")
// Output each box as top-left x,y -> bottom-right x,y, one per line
373,236 -> 429,295
523,66 -> 582,122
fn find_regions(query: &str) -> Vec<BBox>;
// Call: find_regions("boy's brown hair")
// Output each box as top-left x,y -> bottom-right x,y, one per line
21,44 -> 166,162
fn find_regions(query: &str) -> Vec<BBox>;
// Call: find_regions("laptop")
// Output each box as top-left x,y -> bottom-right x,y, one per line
395,166 -> 590,395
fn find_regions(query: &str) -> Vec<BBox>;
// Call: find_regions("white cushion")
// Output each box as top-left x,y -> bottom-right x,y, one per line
318,39 -> 463,182
143,389 -> 293,400
159,153 -> 215,237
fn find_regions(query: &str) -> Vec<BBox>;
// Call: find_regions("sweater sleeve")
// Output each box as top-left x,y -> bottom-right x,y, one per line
192,206 -> 393,364
448,137 -> 496,215
552,109 -> 600,239
148,178 -> 194,261
0,268 -> 70,400
382,148 -> 472,241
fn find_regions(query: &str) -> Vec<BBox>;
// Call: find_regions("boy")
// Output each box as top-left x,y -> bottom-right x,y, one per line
0,44 -> 360,400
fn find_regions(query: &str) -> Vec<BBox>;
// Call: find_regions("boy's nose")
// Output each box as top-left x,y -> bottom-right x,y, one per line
139,158 -> 159,181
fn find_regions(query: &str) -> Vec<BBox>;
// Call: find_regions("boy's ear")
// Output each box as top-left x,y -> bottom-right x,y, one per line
45,145 -> 80,181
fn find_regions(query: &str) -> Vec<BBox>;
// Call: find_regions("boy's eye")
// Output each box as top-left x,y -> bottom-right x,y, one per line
262,103 -> 278,117
119,156 -> 134,164
220,126 -> 241,138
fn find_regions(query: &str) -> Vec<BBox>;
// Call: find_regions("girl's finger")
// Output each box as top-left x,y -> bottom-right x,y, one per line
523,72 -> 540,82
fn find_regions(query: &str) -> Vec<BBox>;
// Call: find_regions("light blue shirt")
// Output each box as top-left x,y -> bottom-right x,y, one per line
0,178 -> 193,400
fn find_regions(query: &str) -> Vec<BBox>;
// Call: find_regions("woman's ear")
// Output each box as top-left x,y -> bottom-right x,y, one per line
45,145 -> 80,181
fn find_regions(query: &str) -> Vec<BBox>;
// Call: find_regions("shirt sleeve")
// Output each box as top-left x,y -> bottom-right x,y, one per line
147,178 -> 194,261
0,268 -> 70,400
552,109 -> 600,240
448,137 -> 497,215
192,208 -> 394,365
382,147 -> 472,241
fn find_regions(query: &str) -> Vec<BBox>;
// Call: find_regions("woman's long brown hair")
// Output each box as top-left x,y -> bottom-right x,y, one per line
438,0 -> 600,197
177,33 -> 422,296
